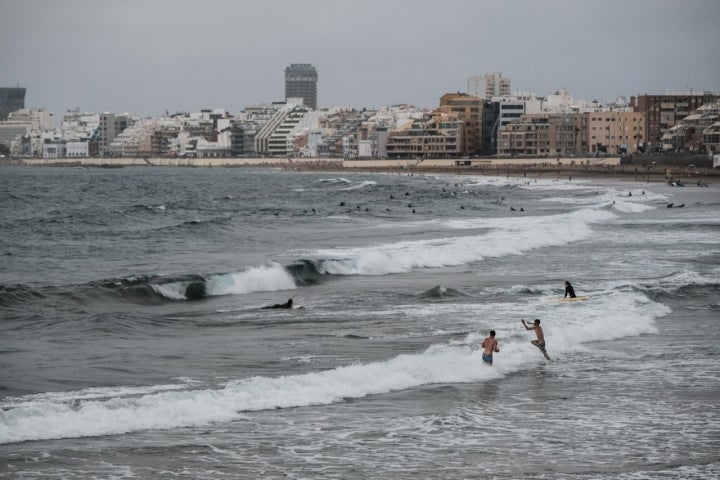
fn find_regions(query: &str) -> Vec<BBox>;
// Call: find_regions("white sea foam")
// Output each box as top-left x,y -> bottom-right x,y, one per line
206,263 -> 296,296
0,382 -> 195,410
151,283 -> 188,300
317,177 -> 352,184
313,208 -> 616,275
0,291 -> 667,444
612,200 -> 656,213
339,180 -> 377,191
150,263 -> 296,300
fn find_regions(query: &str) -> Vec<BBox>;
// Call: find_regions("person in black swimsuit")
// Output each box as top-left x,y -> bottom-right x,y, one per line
262,298 -> 293,309
564,281 -> 576,298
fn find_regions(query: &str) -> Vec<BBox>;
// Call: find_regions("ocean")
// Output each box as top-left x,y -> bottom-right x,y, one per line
0,166 -> 718,479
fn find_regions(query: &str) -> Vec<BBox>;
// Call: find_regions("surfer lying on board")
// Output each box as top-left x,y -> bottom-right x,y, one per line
522,319 -> 550,360
564,281 -> 576,298
481,330 -> 500,366
262,298 -> 294,309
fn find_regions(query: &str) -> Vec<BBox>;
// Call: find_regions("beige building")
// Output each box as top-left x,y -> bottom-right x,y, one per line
498,111 -> 644,157
497,113 -> 587,157
385,115 -> 465,159
588,111 -> 644,154
436,93 -> 483,155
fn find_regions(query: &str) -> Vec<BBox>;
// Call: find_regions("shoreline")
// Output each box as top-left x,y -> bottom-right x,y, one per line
2,156 -> 717,185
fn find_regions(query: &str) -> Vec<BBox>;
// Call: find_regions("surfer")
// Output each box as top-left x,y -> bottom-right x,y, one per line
481,330 -> 500,366
564,280 -> 576,298
522,319 -> 550,360
262,298 -> 293,309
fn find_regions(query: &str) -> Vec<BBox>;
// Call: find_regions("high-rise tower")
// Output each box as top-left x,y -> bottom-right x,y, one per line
0,87 -> 26,120
467,73 -> 511,100
285,64 -> 318,110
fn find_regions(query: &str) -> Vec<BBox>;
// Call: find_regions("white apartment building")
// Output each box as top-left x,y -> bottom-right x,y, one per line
7,109 -> 54,130
468,72 -> 511,100
494,92 -> 543,129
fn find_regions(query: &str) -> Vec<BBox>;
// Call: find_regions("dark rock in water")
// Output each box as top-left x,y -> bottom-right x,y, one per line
185,281 -> 206,300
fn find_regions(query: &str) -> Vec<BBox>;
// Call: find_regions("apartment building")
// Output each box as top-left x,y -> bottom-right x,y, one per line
498,110 -> 644,157
255,105 -> 313,156
98,113 -> 131,156
631,90 -> 717,151
498,115 -> 559,157
385,115 -> 465,159
662,101 -> 720,153
588,111 -> 644,154
437,93 -> 483,155
467,72 -> 510,100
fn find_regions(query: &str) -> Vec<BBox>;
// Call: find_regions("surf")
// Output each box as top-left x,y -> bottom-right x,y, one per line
305,207 -> 617,276
0,289 -> 667,445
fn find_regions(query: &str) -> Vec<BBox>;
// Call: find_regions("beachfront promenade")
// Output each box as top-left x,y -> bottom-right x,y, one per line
18,156 -> 621,169
9,155 -> 718,182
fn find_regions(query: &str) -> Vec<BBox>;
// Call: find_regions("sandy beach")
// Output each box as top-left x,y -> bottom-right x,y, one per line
7,155 -> 718,185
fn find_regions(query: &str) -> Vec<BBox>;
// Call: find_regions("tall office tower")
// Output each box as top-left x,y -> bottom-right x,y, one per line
467,72 -> 511,100
0,87 -> 26,120
285,64 -> 318,110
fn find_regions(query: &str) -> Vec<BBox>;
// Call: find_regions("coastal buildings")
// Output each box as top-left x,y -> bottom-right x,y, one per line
631,90 -> 718,152
0,108 -> 53,156
3,77 -> 719,161
661,101 -> 720,153
316,108 -> 375,158
0,87 -> 26,121
385,114 -> 465,159
285,64 -> 318,110
497,110 -> 645,158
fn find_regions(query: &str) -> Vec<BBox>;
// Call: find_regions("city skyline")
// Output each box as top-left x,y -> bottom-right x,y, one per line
1,0 -> 718,117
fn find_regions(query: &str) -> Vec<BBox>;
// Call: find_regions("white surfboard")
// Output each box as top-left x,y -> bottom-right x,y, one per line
550,295 -> 590,303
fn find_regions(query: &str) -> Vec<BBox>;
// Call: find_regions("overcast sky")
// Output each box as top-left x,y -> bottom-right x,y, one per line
1,0 -> 718,117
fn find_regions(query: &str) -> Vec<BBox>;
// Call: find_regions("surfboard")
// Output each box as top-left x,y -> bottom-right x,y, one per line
551,295 -> 590,303
292,305 -> 305,310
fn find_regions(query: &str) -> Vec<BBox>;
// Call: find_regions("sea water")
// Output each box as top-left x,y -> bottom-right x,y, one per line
0,166 -> 718,479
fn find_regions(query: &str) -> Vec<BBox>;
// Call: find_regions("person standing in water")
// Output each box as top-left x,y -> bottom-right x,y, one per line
522,319 -> 550,360
564,281 -> 576,298
481,330 -> 500,366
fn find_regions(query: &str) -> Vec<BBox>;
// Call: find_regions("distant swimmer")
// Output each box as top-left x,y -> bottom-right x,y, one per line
262,298 -> 293,309
564,281 -> 576,299
522,319 -> 550,360
481,330 -> 500,366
